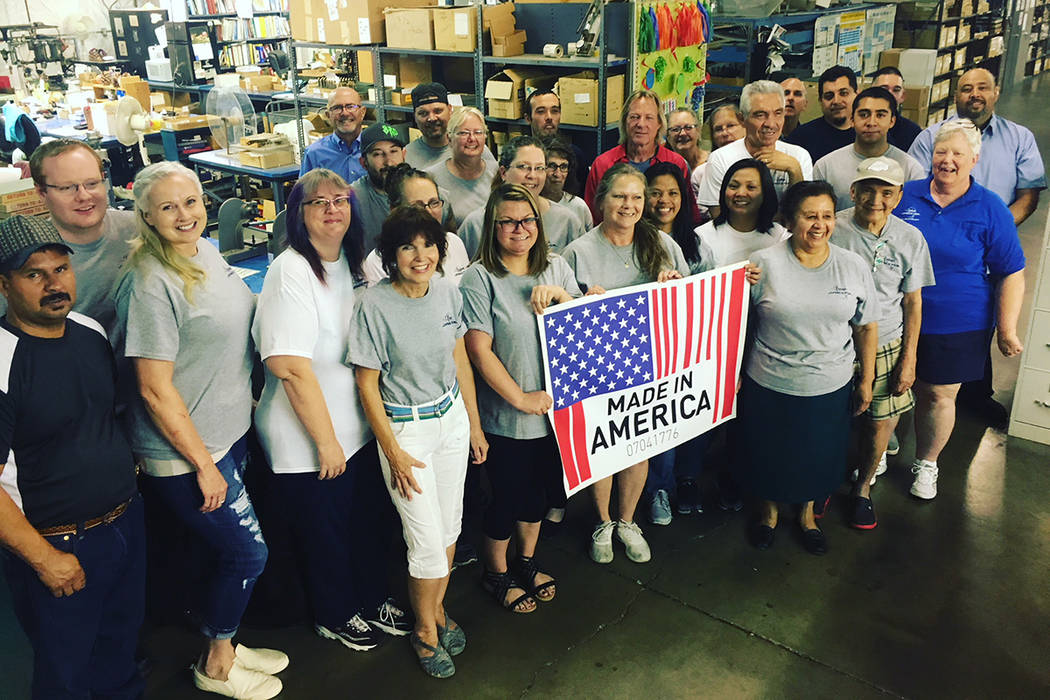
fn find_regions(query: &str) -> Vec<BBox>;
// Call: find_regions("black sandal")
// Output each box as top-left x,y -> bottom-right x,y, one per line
481,569 -> 535,613
511,555 -> 556,602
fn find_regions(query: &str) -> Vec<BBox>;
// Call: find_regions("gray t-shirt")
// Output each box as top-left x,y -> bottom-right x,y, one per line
0,210 -> 137,332
561,192 -> 593,229
347,277 -> 466,406
813,144 -> 926,211
746,240 -> 878,396
114,242 -> 255,460
405,138 -> 498,172
561,226 -> 691,292
460,256 -> 582,439
831,210 -> 936,346
457,199 -> 587,259
425,160 -> 496,229
350,174 -> 457,250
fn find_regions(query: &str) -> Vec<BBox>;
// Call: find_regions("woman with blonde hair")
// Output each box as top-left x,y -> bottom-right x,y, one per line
426,106 -> 496,228
114,161 -> 286,699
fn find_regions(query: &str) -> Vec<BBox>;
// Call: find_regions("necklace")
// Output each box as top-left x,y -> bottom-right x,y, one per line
602,229 -> 634,268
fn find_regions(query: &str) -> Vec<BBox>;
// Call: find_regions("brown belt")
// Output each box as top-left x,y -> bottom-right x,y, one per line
37,498 -> 133,538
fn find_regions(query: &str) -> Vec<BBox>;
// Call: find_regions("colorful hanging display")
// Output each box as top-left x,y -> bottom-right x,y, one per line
634,1 -> 710,115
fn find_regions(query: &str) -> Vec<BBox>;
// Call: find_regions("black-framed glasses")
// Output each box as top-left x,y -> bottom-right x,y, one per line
495,216 -> 538,232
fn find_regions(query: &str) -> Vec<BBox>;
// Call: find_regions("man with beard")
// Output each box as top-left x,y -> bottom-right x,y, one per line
0,140 -> 137,332
525,90 -> 587,191
871,66 -> 923,151
404,82 -> 497,171
0,215 -> 144,699
907,68 -> 1046,428
300,86 -> 368,183
784,65 -> 858,162
780,76 -> 809,138
814,87 -> 925,210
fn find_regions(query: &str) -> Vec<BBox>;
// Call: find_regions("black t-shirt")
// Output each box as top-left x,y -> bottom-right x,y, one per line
888,116 -> 923,153
0,313 -> 136,528
783,117 -> 856,163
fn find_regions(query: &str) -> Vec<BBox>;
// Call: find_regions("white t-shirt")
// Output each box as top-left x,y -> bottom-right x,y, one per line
697,139 -> 813,206
361,232 -> 470,287
252,248 -> 372,474
696,220 -> 791,268
690,163 -> 707,199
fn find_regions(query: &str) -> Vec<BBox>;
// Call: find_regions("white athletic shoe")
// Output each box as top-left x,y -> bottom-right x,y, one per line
910,460 -> 938,500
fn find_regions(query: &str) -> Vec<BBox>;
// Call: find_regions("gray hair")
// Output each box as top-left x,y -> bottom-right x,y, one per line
740,80 -> 786,117
934,118 -> 982,157
447,106 -> 487,139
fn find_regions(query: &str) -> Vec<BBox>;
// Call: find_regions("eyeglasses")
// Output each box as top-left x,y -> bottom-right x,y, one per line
495,216 -> 538,232
667,124 -> 697,134
510,163 -> 547,174
455,129 -> 486,139
329,103 -> 363,114
44,178 -> 106,197
304,196 -> 352,210
413,199 -> 444,212
546,163 -> 570,173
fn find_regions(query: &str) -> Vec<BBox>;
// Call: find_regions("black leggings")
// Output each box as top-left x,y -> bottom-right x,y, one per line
483,434 -> 558,541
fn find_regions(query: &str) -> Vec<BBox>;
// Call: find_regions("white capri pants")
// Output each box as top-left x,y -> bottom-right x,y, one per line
378,391 -> 470,579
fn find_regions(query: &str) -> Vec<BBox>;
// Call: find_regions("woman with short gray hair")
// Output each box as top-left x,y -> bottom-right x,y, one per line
426,107 -> 496,228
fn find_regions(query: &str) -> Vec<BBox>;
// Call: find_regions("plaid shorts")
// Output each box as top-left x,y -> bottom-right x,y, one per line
860,337 -> 915,420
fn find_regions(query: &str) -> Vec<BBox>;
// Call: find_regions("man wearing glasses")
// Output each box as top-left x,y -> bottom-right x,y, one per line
829,157 -> 934,529
0,140 -> 137,332
299,86 -> 368,184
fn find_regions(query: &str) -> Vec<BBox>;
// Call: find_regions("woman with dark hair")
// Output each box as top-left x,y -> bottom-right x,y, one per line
253,168 -> 410,657
561,163 -> 690,565
696,159 -> 788,268
349,205 -> 488,679
541,137 -> 593,229
645,161 -> 714,275
457,135 -> 585,258
460,184 -> 581,613
360,163 -> 470,286
740,180 -> 878,555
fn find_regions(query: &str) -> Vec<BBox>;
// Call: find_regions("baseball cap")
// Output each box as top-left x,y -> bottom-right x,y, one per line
360,122 -> 406,154
0,215 -> 73,273
851,157 -> 906,187
410,82 -> 449,108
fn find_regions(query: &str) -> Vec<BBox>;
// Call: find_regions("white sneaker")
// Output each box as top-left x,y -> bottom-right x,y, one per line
590,520 -> 615,564
193,661 -> 282,700
616,520 -> 652,563
649,489 -> 672,526
852,452 -> 889,486
233,645 -> 288,675
910,460 -> 938,500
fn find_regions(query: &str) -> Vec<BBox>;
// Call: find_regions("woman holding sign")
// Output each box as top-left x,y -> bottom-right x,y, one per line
740,181 -> 878,555
461,184 -> 582,613
561,164 -> 691,565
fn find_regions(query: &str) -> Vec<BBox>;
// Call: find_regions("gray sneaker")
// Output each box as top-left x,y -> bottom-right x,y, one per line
589,520 -> 615,564
615,520 -> 652,563
649,489 -> 672,526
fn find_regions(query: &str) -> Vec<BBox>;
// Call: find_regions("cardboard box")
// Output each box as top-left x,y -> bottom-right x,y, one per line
164,114 -> 212,131
932,78 -> 951,103
953,47 -> 967,70
484,68 -> 556,120
936,53 -> 952,76
390,88 -> 412,106
900,105 -> 930,125
492,30 -> 526,57
957,23 -> 971,44
239,145 -> 295,169
431,2 -> 518,53
558,71 -> 625,127
398,55 -> 432,88
289,0 -> 433,45
880,48 -> 937,86
901,85 -> 931,110
941,24 -> 957,48
385,7 -> 434,49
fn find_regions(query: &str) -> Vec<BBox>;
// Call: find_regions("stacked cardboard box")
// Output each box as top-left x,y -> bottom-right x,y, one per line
0,180 -> 46,220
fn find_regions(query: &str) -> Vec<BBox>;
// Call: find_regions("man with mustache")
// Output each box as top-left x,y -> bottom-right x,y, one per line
351,122 -> 408,250
0,214 -> 144,699
300,86 -> 368,184
0,140 -> 137,332
907,68 -> 1046,429
784,65 -> 858,162
404,82 -> 497,172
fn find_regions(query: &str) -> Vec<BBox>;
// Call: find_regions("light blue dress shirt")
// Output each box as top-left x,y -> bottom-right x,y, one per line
908,114 -> 1047,207
299,132 -> 366,183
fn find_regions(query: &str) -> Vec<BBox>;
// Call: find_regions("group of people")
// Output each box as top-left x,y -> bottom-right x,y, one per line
0,64 -> 1043,699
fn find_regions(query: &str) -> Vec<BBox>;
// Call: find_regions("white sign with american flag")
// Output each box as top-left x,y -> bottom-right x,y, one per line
538,263 -> 750,497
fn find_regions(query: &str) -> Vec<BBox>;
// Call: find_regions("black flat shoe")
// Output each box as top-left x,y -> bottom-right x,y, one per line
748,522 -> 775,550
801,528 -> 828,555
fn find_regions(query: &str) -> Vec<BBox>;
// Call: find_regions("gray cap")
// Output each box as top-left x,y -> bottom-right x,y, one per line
851,156 -> 906,187
0,215 -> 73,273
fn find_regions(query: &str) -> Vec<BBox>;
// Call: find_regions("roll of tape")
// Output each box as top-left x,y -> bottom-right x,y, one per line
542,43 -> 564,58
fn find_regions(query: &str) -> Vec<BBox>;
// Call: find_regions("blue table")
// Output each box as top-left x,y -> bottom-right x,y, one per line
203,237 -> 270,293
188,149 -> 299,212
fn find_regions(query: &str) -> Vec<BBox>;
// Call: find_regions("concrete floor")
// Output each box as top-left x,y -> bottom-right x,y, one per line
3,76 -> 1049,699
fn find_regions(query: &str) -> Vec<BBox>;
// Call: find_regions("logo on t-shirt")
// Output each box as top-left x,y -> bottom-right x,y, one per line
897,207 -> 921,223
828,286 -> 853,297
441,313 -> 459,328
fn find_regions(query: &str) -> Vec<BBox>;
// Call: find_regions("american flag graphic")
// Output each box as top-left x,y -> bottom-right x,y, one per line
540,264 -> 749,494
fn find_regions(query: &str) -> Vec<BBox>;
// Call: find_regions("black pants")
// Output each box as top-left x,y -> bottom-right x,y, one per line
483,434 -> 557,541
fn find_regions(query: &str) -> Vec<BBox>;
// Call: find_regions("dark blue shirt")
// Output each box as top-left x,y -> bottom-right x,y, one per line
895,176 -> 1025,334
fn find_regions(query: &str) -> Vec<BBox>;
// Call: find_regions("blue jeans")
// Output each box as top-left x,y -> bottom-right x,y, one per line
643,432 -> 713,500
3,495 -> 146,700
643,449 -> 677,500
143,436 -> 268,639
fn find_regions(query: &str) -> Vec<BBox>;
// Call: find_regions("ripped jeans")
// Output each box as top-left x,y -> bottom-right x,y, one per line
143,435 -> 268,639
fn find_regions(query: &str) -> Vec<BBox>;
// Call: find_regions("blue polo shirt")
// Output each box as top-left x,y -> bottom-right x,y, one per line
895,176 -> 1025,335
908,114 -> 1047,207
299,132 -> 366,183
